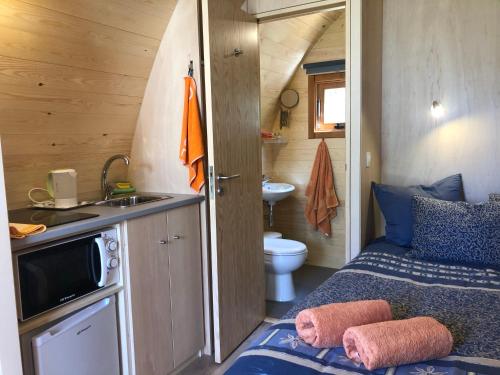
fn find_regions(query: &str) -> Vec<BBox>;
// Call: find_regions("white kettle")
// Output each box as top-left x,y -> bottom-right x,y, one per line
29,169 -> 78,208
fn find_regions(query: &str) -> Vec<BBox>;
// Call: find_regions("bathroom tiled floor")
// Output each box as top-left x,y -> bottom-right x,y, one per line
266,265 -> 337,319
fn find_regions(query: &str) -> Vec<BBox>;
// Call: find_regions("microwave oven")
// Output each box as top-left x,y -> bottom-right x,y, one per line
13,228 -> 120,321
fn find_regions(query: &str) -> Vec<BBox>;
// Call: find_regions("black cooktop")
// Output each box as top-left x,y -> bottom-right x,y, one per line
8,208 -> 99,228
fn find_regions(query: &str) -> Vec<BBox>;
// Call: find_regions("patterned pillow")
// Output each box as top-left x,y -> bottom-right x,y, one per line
410,196 -> 500,268
372,174 -> 465,247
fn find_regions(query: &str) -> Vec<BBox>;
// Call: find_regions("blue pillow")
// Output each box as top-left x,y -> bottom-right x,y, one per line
372,174 -> 464,246
410,196 -> 500,268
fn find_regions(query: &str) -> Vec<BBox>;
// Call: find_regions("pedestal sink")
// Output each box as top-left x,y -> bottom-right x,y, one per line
262,182 -> 295,226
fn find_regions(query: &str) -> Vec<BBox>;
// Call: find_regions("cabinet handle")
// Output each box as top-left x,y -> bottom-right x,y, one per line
170,235 -> 182,240
159,240 -> 167,245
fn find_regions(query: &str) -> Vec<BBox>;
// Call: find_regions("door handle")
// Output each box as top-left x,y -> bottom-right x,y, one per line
216,174 -> 240,181
216,174 -> 240,196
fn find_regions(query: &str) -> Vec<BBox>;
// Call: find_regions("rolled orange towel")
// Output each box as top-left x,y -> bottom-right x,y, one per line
343,317 -> 453,371
295,300 -> 392,348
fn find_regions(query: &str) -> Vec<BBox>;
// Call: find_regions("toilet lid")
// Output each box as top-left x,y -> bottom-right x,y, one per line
264,238 -> 307,255
264,231 -> 282,239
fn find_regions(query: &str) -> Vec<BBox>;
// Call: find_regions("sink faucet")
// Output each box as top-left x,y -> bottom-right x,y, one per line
262,175 -> 271,185
101,154 -> 130,200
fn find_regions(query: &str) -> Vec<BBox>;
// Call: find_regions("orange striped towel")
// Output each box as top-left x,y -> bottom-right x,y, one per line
179,76 -> 205,192
10,223 -> 47,239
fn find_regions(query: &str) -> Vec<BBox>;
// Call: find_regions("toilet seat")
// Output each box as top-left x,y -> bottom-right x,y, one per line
264,238 -> 307,256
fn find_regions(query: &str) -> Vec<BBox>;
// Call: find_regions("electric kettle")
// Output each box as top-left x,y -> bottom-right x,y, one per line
29,169 -> 78,208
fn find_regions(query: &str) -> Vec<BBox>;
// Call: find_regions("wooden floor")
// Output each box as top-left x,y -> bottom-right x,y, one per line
178,322 -> 272,375
179,266 -> 336,373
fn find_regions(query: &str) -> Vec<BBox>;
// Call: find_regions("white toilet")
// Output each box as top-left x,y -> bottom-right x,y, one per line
263,231 -> 308,302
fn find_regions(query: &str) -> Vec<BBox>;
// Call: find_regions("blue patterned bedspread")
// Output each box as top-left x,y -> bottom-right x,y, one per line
226,244 -> 500,375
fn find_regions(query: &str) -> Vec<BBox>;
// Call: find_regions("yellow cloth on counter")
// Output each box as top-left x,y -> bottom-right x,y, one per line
9,223 -> 47,239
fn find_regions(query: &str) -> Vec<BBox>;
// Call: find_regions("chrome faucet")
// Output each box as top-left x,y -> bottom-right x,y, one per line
262,175 -> 271,185
101,154 -> 130,200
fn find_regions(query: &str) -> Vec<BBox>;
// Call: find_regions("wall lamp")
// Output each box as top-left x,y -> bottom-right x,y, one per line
431,100 -> 444,119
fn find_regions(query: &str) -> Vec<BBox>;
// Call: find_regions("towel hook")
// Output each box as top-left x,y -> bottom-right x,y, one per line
188,60 -> 194,77
232,48 -> 244,57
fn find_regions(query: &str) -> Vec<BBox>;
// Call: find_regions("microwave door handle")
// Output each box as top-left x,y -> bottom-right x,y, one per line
90,240 -> 99,284
94,237 -> 107,287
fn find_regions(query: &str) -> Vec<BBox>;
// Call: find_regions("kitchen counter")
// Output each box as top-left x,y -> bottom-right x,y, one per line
10,193 -> 204,252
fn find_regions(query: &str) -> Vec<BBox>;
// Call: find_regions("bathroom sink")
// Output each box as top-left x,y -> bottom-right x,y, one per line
262,183 -> 295,205
96,195 -> 172,208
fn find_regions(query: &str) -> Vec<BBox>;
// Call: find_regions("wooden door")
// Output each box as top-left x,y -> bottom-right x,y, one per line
127,212 -> 174,375
167,205 -> 204,367
202,0 -> 265,363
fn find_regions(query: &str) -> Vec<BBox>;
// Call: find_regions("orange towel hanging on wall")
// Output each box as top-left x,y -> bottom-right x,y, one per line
305,140 -> 339,236
179,76 -> 205,192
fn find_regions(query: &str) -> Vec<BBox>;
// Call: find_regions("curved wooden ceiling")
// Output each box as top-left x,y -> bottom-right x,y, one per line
259,10 -> 343,129
0,0 -> 177,208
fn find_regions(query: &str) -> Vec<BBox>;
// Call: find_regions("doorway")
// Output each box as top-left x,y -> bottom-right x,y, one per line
257,7 -> 348,319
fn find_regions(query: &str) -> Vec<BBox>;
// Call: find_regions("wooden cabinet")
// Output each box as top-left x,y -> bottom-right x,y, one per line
126,204 -> 204,375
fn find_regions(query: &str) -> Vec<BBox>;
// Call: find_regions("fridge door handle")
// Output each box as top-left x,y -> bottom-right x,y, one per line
94,237 -> 108,287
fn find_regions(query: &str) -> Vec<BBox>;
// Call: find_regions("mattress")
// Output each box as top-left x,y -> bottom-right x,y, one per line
226,241 -> 500,374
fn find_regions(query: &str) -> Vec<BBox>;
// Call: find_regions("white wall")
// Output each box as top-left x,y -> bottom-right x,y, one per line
129,0 -> 202,194
0,143 -> 23,375
382,0 -> 500,202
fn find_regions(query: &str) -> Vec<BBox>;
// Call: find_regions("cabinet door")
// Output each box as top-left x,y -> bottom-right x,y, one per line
127,212 -> 174,375
167,205 -> 204,367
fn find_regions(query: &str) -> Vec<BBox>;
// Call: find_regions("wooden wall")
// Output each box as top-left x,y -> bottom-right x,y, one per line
259,12 -> 340,130
128,0 -> 212,357
129,1 -> 202,196
360,0 -> 383,244
0,0 -> 177,208
264,10 -> 346,268
382,0 -> 500,202
246,0 -> 345,18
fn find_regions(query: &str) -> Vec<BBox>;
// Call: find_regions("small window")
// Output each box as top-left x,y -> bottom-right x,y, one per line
308,72 -> 346,139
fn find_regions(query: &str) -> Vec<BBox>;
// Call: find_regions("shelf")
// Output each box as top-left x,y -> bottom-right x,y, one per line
262,137 -> 288,144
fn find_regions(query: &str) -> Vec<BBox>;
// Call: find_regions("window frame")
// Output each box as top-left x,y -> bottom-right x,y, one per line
308,72 -> 346,139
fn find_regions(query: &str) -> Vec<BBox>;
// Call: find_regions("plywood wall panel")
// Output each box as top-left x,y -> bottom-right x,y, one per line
0,109 -> 137,135
0,0 -> 159,77
246,0 -> 344,17
360,0 -> 383,245
0,56 -> 147,97
259,11 -> 341,129
382,0 -> 500,202
0,84 -> 142,115
0,0 -> 177,208
21,0 -> 176,39
129,0 -> 202,196
303,12 -> 345,63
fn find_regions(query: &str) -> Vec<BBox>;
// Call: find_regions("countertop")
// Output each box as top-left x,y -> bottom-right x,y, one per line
10,193 -> 204,252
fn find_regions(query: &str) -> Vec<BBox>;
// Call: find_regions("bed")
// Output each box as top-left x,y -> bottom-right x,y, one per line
226,240 -> 500,375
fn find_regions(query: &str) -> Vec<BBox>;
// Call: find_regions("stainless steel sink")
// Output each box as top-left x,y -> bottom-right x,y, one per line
96,195 -> 173,208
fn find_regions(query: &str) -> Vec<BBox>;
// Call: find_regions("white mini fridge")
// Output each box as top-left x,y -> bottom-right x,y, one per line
32,296 -> 120,375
